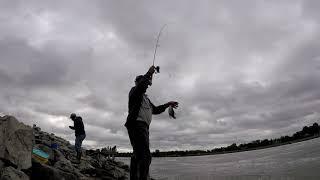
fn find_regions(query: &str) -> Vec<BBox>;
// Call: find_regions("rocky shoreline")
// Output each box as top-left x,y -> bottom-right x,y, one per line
0,115 -> 129,180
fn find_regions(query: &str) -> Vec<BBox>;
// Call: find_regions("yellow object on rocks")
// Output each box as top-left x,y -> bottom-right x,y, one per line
32,148 -> 49,164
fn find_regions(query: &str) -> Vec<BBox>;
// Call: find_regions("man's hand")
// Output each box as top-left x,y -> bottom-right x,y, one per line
148,66 -> 156,75
167,101 -> 179,108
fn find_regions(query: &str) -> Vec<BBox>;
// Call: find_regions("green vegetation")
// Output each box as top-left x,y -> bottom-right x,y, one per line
117,122 -> 320,157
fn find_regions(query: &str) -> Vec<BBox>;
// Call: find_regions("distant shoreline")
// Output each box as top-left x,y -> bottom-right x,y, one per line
153,135 -> 320,157
117,123 -> 320,158
117,135 -> 320,158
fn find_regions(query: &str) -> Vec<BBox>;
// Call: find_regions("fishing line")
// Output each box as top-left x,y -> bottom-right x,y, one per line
152,24 -> 168,71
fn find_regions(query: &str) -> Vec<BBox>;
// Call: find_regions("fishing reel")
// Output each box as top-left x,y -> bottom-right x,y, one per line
155,66 -> 160,73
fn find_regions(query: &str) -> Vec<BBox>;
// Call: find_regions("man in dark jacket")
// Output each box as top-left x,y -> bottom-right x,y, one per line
125,66 -> 178,180
69,113 -> 86,161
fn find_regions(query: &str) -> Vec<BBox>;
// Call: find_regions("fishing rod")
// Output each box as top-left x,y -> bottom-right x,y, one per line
152,24 -> 179,119
152,24 -> 167,73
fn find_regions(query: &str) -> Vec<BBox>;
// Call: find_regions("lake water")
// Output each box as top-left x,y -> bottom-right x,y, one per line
118,138 -> 320,180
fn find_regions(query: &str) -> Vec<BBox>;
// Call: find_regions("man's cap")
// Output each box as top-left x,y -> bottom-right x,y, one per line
70,113 -> 76,119
135,75 -> 152,85
135,75 -> 144,82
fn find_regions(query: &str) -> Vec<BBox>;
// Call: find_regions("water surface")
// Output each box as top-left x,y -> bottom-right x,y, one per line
119,138 -> 320,180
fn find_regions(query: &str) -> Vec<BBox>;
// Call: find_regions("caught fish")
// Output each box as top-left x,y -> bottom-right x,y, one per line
168,105 -> 176,119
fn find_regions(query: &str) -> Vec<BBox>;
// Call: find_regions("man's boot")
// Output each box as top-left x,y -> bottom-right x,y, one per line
77,151 -> 82,161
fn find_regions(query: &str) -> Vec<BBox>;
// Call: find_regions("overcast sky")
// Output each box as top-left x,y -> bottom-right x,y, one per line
1,0 -> 320,152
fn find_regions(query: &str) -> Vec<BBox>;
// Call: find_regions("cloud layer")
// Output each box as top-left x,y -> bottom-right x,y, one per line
1,0 -> 320,151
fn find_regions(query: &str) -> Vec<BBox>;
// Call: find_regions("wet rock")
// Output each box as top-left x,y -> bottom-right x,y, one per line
0,116 -> 34,169
1,166 -> 29,180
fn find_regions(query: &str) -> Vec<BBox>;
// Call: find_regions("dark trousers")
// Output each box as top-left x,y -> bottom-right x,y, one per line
75,134 -> 86,153
127,122 -> 151,180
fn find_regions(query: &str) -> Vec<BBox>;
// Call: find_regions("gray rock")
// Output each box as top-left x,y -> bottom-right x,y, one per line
1,115 -> 129,180
0,166 -> 29,180
0,116 -> 34,169
95,168 -> 117,180
75,160 -> 95,175
32,161 -> 78,180
53,149 -> 66,163
53,156 -> 83,178
54,136 -> 70,147
54,160 -> 75,173
110,166 -> 128,179
0,159 -> 4,170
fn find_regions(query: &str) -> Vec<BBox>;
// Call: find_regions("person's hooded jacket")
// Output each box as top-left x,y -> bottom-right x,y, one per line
125,71 -> 169,128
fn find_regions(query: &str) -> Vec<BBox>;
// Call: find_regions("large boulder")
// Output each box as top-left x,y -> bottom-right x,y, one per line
0,116 -> 34,169
0,166 -> 29,180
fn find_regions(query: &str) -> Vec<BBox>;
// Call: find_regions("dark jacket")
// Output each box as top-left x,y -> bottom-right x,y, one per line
125,72 -> 169,128
70,116 -> 86,136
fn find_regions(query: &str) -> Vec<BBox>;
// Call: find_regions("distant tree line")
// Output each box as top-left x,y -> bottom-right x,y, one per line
117,122 -> 320,157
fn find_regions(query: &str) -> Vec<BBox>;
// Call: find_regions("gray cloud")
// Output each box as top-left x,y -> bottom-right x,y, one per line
0,0 -> 319,152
